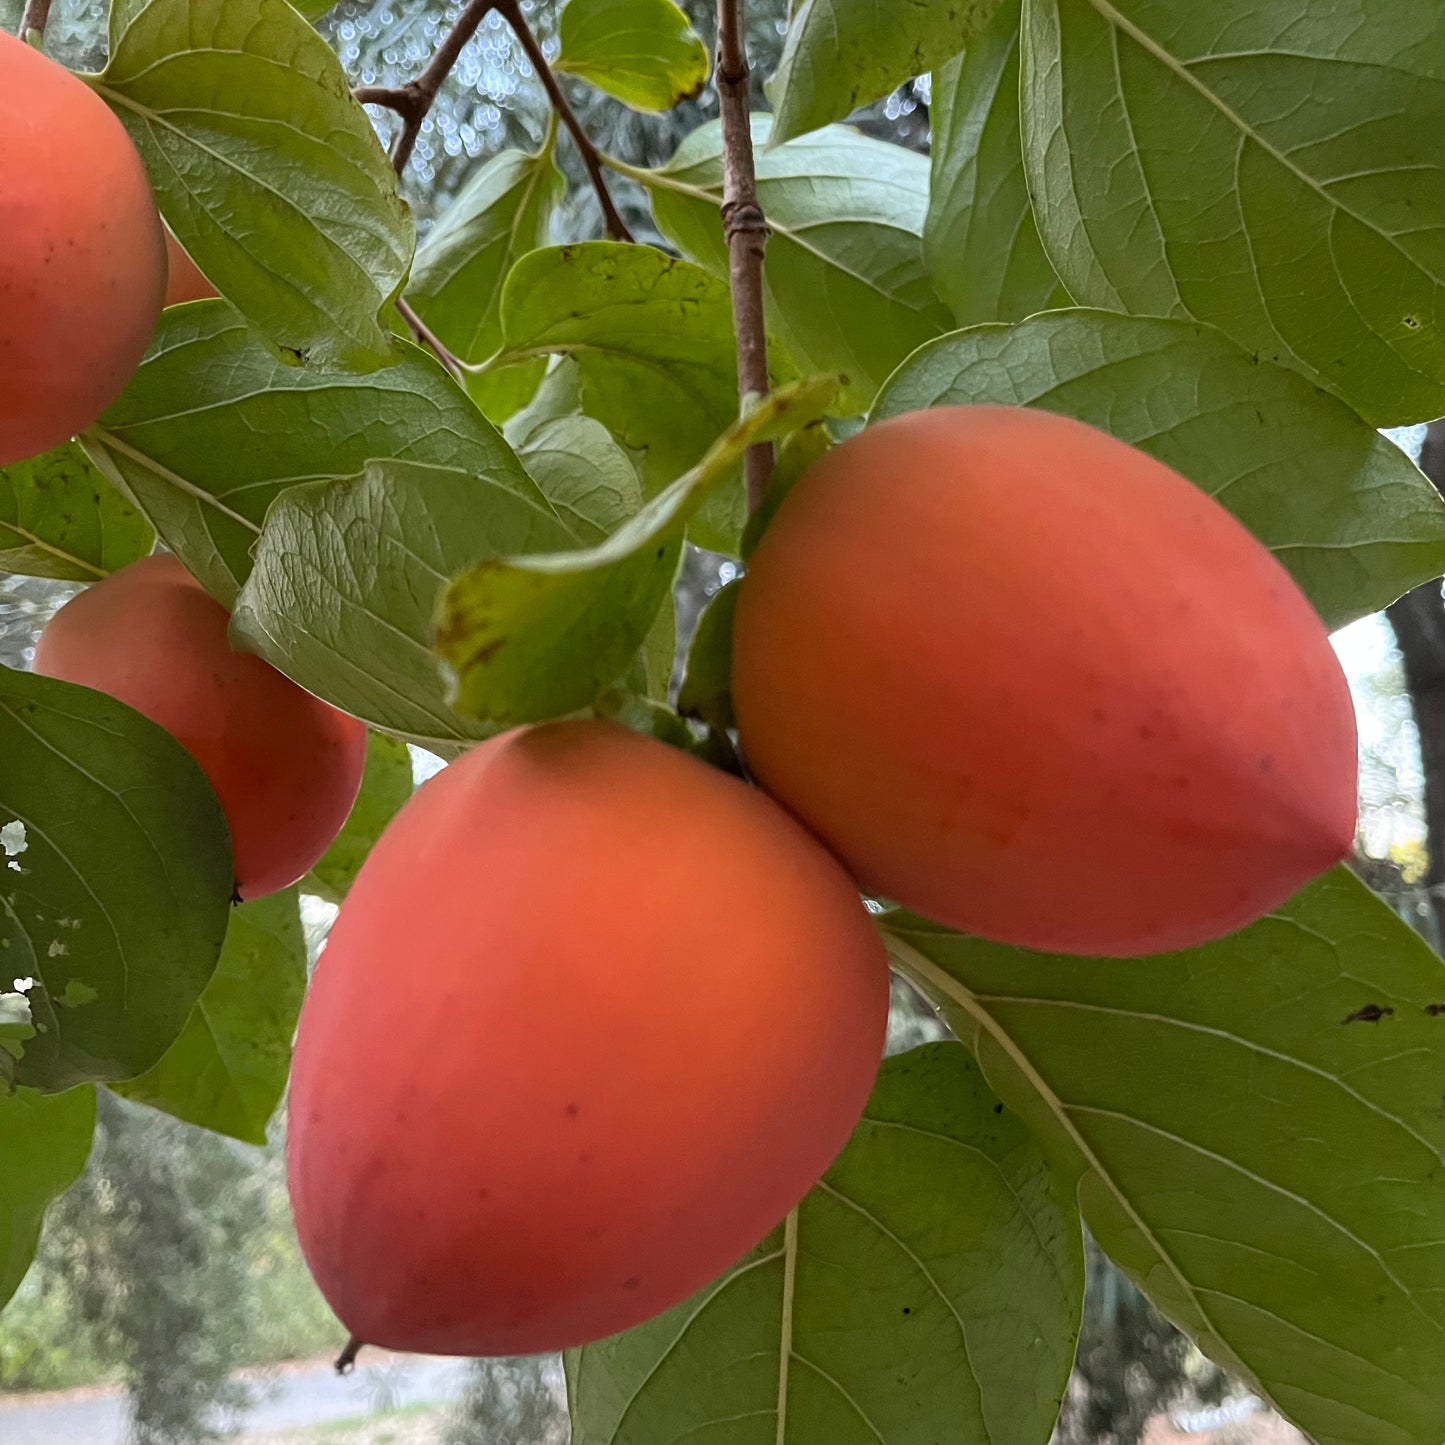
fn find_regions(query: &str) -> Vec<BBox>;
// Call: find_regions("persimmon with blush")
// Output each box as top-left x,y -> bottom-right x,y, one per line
33,553 -> 366,899
0,32 -> 166,466
286,719 -> 890,1357
732,405 -> 1359,958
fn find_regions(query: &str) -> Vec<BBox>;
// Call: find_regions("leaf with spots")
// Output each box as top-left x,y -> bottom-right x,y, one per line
885,866 -> 1445,1445
0,444 -> 153,583
873,310 -> 1445,630
436,377 -> 841,726
96,0 -> 412,370
566,1041 -> 1082,1445
82,306 -> 543,606
1022,0 -> 1445,425
0,666 -> 232,1093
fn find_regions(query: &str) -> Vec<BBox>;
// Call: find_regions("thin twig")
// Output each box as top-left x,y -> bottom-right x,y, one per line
353,0 -> 500,174
496,0 -> 634,243
335,1336 -> 364,1375
395,296 -> 467,381
716,0 -> 773,511
18,0 -> 53,42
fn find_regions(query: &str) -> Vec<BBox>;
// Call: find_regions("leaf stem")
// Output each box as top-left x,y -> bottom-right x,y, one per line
494,0 -> 634,243
17,0 -> 52,43
353,0 -> 501,174
715,0 -> 773,511
395,296 -> 466,383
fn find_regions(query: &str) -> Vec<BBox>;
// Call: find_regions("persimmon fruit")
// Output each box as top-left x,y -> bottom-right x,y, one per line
732,405 -> 1358,958
162,229 -> 217,307
286,719 -> 890,1356
33,553 -> 367,899
0,32 -> 166,467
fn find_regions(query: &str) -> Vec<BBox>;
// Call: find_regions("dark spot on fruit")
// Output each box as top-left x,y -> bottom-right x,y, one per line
1258,755 -> 1275,775
565,1102 -> 580,1117
622,1276 -> 641,1290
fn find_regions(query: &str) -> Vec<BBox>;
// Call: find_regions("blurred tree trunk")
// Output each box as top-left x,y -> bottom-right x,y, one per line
1386,420 -> 1445,935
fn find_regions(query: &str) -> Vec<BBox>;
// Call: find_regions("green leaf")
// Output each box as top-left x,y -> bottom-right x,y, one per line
555,0 -> 710,112
0,445 -> 153,583
302,734 -> 414,904
81,306 -> 541,606
111,890 -> 306,1146
873,310 -> 1445,630
0,667 -> 233,1093
927,0 -> 1071,326
676,579 -> 737,732
643,118 -> 950,414
1022,0 -> 1445,427
885,868 -> 1445,1445
768,0 -> 998,144
741,420 -> 831,558
231,458 -> 575,753
437,377 -> 840,726
96,0 -> 413,371
515,416 -> 644,544
491,243 -> 746,548
567,1041 -> 1082,1445
0,1085 -> 95,1312
407,141 -> 565,370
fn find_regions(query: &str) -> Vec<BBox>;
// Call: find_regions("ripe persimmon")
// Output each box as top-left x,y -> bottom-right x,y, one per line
0,32 -> 166,466
33,553 -> 366,899
286,719 -> 889,1356
732,405 -> 1358,957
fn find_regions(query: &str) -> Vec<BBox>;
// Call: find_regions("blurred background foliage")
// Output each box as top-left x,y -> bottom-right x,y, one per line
0,0 -> 1434,1440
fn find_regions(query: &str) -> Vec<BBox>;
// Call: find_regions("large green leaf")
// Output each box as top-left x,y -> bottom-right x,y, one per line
768,0 -> 997,144
81,306 -> 542,606
95,0 -> 412,371
231,458 -> 575,753
406,139 -> 565,420
0,445 -> 153,583
0,1085 -> 95,1312
885,867 -> 1445,1445
437,377 -> 841,726
567,1042 -> 1082,1445
0,667 -> 233,1093
1021,0 -> 1445,427
873,311 -> 1445,630
111,890 -> 306,1146
927,0 -> 1070,326
641,118 -> 950,413
302,734 -> 414,904
555,0 -> 709,112
515,416 -> 644,544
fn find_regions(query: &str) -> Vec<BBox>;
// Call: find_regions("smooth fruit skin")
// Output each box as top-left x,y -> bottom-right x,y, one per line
0,33 -> 166,467
286,719 -> 890,1356
32,554 -> 367,899
163,229 -> 217,307
732,405 -> 1359,958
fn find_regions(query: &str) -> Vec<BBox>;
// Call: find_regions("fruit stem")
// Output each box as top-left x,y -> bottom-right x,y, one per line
715,0 -> 773,512
334,1335 -> 365,1375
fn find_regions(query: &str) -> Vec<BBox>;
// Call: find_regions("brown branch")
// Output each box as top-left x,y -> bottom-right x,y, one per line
353,0 -> 500,174
495,0 -> 634,243
395,296 -> 466,382
716,0 -> 772,511
18,0 -> 54,41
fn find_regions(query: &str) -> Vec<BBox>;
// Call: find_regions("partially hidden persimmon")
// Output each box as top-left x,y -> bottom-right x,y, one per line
732,405 -> 1359,958
163,228 -> 217,307
0,32 -> 166,466
33,553 -> 367,899
286,719 -> 890,1356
